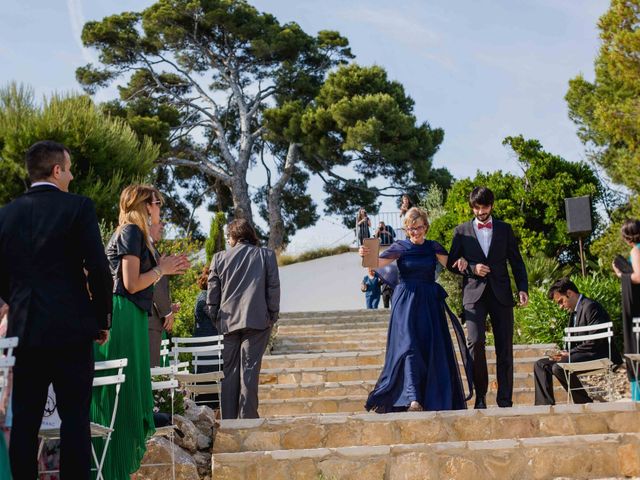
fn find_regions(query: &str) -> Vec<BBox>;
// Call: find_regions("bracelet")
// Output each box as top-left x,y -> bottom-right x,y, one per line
152,267 -> 163,284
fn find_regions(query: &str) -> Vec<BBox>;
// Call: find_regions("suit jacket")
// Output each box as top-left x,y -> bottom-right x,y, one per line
0,185 -> 113,348
206,242 -> 280,334
447,218 -> 528,306
568,296 -> 622,363
149,245 -> 172,332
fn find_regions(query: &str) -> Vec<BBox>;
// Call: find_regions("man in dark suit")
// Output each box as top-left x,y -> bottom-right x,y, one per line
148,222 -> 178,367
0,140 -> 112,479
534,278 -> 622,405
447,186 -> 528,408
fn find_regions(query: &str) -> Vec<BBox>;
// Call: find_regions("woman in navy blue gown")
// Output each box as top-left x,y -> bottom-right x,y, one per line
360,207 -> 473,412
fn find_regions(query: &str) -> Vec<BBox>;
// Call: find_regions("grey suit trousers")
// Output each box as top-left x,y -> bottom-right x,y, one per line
221,327 -> 272,419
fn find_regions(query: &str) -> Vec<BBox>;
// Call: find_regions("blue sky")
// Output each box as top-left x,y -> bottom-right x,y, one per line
0,0 -> 609,251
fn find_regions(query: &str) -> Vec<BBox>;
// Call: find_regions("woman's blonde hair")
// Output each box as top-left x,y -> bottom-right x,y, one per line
117,184 -> 164,251
403,207 -> 429,230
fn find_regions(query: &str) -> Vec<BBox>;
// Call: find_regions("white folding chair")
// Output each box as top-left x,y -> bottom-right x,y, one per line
557,322 -> 615,403
624,317 -> 640,389
138,363 -> 180,480
160,338 -> 171,367
0,337 -> 18,407
171,335 -> 224,414
38,358 -> 127,480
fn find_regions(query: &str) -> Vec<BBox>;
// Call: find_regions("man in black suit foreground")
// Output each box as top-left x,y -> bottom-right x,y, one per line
534,278 -> 622,405
447,187 -> 528,408
0,141 -> 113,479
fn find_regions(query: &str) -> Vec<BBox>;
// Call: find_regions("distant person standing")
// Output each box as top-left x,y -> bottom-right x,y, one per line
206,219 -> 280,419
356,208 -> 371,245
447,186 -> 528,409
148,222 -> 180,367
361,268 -> 382,309
399,194 -> 413,239
0,141 -> 113,479
375,221 -> 396,246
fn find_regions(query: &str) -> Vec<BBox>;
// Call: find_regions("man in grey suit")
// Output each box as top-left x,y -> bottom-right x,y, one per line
148,222 -> 178,367
206,219 -> 280,419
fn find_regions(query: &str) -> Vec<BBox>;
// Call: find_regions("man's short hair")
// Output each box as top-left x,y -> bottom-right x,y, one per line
469,186 -> 494,207
25,140 -> 69,183
547,277 -> 579,300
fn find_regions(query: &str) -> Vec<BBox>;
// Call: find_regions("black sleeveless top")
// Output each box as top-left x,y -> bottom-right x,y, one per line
106,224 -> 157,313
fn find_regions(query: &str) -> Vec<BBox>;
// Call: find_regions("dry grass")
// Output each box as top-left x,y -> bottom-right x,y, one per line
277,244 -> 351,266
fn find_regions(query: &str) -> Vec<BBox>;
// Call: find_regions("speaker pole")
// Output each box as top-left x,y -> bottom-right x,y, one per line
578,236 -> 586,276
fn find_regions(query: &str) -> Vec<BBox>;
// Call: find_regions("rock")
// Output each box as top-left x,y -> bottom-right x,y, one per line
193,451 -> 212,478
184,402 -> 218,438
133,436 -> 199,480
197,433 -> 212,450
174,415 -> 200,453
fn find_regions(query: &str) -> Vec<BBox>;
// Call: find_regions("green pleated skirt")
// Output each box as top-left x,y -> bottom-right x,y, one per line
0,433 -> 10,479
90,295 -> 155,479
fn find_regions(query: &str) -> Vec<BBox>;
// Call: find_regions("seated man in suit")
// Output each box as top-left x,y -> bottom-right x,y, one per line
534,278 -> 622,405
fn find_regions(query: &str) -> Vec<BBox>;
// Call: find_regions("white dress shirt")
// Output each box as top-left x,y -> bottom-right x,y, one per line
473,216 -> 493,257
30,181 -> 59,189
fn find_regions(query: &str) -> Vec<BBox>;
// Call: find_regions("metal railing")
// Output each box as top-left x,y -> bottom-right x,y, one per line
354,211 -> 405,245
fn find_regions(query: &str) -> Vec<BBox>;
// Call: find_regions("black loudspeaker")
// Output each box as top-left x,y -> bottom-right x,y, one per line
565,196 -> 592,235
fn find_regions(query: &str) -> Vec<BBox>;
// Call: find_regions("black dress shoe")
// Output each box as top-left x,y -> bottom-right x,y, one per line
474,395 -> 487,409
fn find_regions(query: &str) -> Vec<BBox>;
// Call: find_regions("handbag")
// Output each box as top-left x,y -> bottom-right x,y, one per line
360,282 -> 368,293
614,254 -> 633,274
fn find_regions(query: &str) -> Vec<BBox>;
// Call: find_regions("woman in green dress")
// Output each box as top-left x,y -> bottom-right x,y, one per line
91,185 -> 189,479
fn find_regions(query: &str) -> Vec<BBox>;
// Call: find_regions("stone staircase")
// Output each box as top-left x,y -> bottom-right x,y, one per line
212,309 -> 640,479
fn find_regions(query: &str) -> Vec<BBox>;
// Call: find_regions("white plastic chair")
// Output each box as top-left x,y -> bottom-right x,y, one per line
138,363 -> 180,480
38,358 -> 127,480
159,338 -> 171,366
557,322 -> 615,403
624,317 -> 640,387
171,335 -> 224,413
0,337 -> 18,406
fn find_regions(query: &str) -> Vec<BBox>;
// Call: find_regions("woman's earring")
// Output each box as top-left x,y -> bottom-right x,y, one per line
147,216 -> 152,226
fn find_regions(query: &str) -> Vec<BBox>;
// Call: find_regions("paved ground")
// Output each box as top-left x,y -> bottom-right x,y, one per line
280,252 -> 377,312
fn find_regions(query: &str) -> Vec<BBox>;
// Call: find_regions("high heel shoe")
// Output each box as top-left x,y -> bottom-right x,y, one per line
408,401 -> 423,412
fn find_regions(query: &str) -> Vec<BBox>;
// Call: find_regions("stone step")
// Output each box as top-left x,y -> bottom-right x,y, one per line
277,315 -> 389,327
279,309 -> 390,320
212,431 -> 640,479
276,325 -> 389,336
259,373 -> 542,399
258,375 -> 540,400
262,352 -> 545,374
257,387 -> 569,417
272,339 -> 556,356
215,402 -> 640,454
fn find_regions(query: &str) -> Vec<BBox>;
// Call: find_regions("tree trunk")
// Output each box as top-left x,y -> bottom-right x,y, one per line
266,143 -> 299,252
230,176 -> 253,223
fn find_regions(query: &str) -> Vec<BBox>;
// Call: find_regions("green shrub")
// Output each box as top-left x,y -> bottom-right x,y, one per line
156,236 -> 204,338
514,272 -> 622,350
205,212 -> 226,264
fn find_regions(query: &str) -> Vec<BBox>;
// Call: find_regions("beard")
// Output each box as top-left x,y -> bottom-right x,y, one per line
475,211 -> 491,223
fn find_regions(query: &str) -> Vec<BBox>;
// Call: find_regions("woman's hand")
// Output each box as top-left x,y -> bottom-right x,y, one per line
159,255 -> 190,275
358,246 -> 370,258
453,257 -> 468,272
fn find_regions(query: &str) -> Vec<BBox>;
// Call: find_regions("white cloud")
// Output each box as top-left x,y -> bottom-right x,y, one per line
66,0 -> 95,64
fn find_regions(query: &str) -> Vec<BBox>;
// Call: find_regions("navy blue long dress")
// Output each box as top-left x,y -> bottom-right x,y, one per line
366,240 -> 473,412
